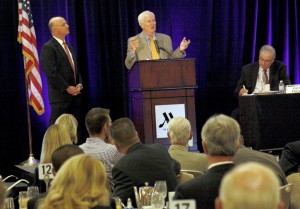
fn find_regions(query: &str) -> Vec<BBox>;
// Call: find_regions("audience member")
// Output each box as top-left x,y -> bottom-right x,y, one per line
28,144 -> 84,209
168,116 -> 208,173
234,136 -> 287,185
38,154 -> 112,209
79,107 -> 123,189
279,140 -> 300,176
174,114 -> 240,209
125,10 -> 190,70
34,124 -> 72,192
215,162 -> 285,209
110,118 -> 180,207
55,113 -> 78,144
40,124 -> 72,164
0,181 -> 7,209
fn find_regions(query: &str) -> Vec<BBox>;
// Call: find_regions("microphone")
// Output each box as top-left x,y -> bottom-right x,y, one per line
153,37 -> 160,54
153,37 -> 174,58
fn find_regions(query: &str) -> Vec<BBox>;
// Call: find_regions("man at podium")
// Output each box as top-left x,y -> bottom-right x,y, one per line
125,10 -> 191,70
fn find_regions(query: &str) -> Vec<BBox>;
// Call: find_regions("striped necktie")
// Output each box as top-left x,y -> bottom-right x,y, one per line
263,69 -> 269,84
63,42 -> 76,83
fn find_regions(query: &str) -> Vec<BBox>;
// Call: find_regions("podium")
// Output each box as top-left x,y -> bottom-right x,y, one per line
128,58 -> 198,150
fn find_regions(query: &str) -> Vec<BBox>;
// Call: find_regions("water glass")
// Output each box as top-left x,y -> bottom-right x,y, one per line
5,197 -> 15,209
151,191 -> 165,209
27,186 -> 39,199
154,181 -> 167,199
18,191 -> 28,209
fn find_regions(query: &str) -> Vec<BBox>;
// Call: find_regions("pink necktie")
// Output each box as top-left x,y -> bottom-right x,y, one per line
263,69 -> 269,84
63,42 -> 76,83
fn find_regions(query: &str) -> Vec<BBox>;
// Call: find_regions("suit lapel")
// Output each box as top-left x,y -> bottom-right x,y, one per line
51,38 -> 73,69
251,63 -> 259,89
137,32 -> 151,60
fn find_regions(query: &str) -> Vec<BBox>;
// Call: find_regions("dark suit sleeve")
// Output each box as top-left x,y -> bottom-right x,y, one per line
278,63 -> 291,85
279,141 -> 300,176
112,166 -> 134,204
40,44 -> 71,92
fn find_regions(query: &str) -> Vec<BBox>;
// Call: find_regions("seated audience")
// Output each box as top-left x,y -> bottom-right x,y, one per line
34,124 -> 72,192
38,154 -> 112,209
279,140 -> 300,176
28,144 -> 84,209
234,136 -> 287,185
79,107 -> 123,189
55,113 -> 78,144
174,114 -> 240,209
0,181 -> 7,209
215,162 -> 284,209
168,116 -> 208,173
110,118 -> 180,207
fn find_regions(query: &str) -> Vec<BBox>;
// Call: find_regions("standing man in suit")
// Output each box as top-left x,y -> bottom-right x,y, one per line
174,114 -> 240,209
125,10 -> 191,70
168,116 -> 208,173
110,118 -> 180,207
40,16 -> 84,142
234,45 -> 291,96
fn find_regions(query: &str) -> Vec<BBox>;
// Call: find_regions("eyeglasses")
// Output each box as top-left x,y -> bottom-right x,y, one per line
259,56 -> 273,63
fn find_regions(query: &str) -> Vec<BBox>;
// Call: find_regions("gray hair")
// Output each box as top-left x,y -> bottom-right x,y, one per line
168,117 -> 191,144
201,114 -> 240,156
138,10 -> 155,27
259,45 -> 276,59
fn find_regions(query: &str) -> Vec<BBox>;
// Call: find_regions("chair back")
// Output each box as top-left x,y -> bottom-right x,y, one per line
176,172 -> 194,185
180,169 -> 204,178
287,173 -> 300,209
280,183 -> 293,209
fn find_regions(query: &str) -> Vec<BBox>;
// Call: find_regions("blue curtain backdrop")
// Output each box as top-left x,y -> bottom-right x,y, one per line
0,0 -> 299,174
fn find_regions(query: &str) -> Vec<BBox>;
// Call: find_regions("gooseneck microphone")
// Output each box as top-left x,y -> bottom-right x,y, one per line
153,37 -> 174,58
153,37 -> 160,54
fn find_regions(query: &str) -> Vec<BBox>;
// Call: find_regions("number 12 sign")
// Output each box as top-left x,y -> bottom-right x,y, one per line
38,163 -> 54,180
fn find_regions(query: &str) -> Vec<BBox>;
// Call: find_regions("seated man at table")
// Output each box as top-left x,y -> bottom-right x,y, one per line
215,162 -> 284,209
168,116 -> 208,173
110,118 -> 180,207
234,45 -> 291,96
173,114 -> 240,209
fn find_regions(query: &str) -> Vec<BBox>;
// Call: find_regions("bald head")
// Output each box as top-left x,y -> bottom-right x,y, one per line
48,16 -> 69,40
217,162 -> 283,209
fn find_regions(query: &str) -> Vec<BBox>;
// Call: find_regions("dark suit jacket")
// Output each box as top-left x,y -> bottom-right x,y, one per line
174,163 -> 234,209
279,141 -> 300,176
40,37 -> 82,103
234,60 -> 291,97
112,142 -> 180,207
234,147 -> 287,185
125,32 -> 186,69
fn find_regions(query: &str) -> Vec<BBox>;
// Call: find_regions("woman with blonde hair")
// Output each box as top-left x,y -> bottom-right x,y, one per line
55,113 -> 78,144
38,154 -> 112,209
40,124 -> 73,163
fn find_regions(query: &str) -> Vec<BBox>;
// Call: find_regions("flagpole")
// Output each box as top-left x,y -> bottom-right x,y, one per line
20,57 -> 39,166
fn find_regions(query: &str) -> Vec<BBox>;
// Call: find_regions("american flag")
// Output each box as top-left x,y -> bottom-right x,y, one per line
17,0 -> 44,115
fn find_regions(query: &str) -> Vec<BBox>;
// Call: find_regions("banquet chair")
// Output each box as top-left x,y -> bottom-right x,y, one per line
287,173 -> 300,209
180,170 -> 204,178
176,172 -> 194,184
280,183 -> 293,209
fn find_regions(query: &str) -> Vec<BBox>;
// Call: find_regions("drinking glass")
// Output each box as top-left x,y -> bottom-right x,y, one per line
27,186 -> 39,199
5,197 -> 15,209
18,191 -> 28,209
151,191 -> 165,209
154,181 -> 167,199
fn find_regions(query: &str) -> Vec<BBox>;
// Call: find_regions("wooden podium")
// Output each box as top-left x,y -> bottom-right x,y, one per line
128,58 -> 198,150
